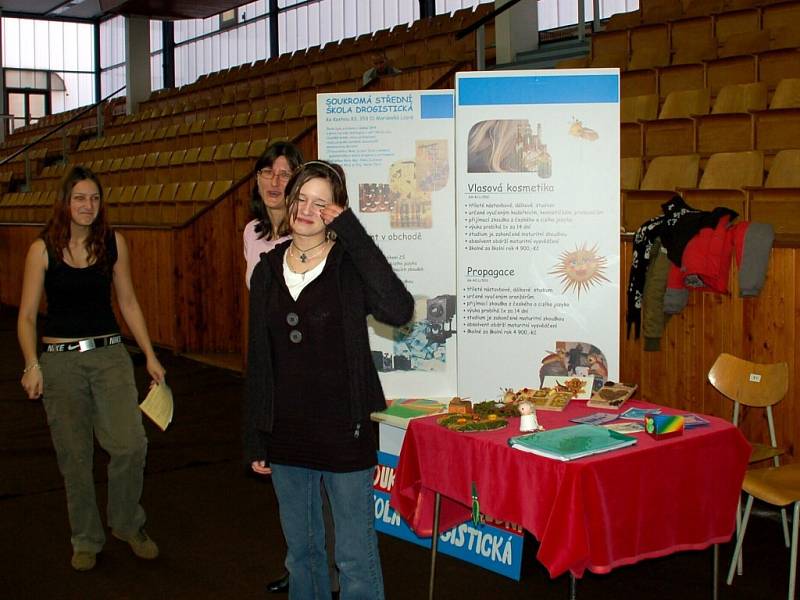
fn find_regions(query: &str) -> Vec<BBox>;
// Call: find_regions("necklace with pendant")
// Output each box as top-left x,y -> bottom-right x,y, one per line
290,239 -> 328,263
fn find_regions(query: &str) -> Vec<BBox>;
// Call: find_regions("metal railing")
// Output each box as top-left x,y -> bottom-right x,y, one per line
0,85 -> 126,190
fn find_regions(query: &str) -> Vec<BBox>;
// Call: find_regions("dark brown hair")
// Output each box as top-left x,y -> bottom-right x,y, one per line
250,141 -> 304,240
284,160 -> 349,233
41,166 -> 110,268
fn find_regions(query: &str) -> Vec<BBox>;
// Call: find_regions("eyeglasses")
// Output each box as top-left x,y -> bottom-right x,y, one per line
257,168 -> 293,182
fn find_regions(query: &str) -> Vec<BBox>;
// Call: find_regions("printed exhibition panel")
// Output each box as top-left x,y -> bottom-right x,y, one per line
317,91 -> 458,399
455,70 -> 621,401
374,452 -> 524,580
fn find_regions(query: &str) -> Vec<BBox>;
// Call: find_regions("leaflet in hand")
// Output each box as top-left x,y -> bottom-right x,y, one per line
139,381 -> 174,431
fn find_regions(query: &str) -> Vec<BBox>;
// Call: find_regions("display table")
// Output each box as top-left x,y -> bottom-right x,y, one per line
390,400 -> 751,579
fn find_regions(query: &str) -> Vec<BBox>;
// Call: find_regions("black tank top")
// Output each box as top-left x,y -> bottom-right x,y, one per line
43,232 -> 121,338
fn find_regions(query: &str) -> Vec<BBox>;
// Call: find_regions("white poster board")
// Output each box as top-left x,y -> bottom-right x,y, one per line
317,90 -> 458,399
455,69 -> 620,401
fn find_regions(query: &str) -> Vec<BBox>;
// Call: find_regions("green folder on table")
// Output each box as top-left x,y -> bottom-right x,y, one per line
508,424 -> 637,461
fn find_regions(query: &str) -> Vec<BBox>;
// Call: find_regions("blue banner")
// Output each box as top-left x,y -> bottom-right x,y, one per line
374,452 -> 524,580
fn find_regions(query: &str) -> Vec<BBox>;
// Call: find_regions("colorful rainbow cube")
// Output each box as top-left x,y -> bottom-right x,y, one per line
644,414 -> 685,440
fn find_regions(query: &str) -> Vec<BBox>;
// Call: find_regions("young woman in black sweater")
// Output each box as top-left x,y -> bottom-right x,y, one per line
245,160 -> 413,600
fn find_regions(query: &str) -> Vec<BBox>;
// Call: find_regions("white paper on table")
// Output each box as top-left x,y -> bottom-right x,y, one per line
139,381 -> 173,431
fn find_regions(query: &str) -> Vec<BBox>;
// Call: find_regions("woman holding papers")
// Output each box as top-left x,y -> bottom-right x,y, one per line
243,141 -> 304,289
17,166 -> 165,572
245,160 -> 414,600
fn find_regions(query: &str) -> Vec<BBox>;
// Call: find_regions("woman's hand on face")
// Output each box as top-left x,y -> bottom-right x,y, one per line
21,369 -> 43,400
251,460 -> 272,475
146,356 -> 166,386
319,204 -> 345,226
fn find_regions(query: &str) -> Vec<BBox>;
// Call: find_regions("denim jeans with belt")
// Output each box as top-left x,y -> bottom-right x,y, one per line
40,343 -> 148,553
270,464 -> 384,600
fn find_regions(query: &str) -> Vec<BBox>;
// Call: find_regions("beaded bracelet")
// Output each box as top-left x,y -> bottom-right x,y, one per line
22,363 -> 40,375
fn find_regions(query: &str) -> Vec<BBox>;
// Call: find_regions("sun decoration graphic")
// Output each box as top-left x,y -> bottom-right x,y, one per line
550,243 -> 610,298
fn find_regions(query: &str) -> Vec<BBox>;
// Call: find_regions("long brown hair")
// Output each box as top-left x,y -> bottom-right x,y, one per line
41,166 -> 110,268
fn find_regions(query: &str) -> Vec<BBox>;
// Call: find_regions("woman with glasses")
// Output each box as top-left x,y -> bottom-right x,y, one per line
243,141 -> 304,289
244,160 -> 414,600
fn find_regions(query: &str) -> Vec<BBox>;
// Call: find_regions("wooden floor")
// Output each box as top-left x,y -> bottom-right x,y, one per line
0,304 -> 792,599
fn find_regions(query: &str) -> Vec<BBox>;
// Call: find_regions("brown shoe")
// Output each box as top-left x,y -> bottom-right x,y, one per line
112,528 -> 159,560
71,551 -> 96,571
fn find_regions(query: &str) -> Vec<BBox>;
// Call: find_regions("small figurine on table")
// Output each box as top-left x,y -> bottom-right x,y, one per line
518,400 -> 542,432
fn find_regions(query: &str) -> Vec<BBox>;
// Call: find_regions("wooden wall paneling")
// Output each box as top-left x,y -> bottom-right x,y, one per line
0,225 -> 39,306
739,251 -> 795,451
172,186 -> 246,355
749,190 -> 800,234
116,228 -> 176,349
618,238 -> 799,462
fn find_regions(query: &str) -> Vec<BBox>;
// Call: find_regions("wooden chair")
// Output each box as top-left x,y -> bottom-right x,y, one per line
709,351 -> 791,580
726,463 -> 800,600
643,88 -> 709,157
621,157 -> 643,190
621,154 -> 700,231
748,150 -> 800,235
718,30 -> 771,58
705,55 -> 757,98
621,94 -> 659,123
708,352 -> 788,465
752,79 -> 800,155
694,82 -> 766,156
682,150 -> 762,213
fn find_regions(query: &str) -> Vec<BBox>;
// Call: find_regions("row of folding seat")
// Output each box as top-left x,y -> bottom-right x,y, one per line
616,46 -> 800,100
135,41 -> 467,131
621,78 -> 800,159
141,6 -> 489,116
75,105 -> 316,161
620,149 -> 800,234
33,139 -> 274,192
591,0 -> 800,70
0,180 -> 233,225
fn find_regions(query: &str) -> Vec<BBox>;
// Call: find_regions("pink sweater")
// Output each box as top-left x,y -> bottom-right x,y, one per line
243,219 -> 290,289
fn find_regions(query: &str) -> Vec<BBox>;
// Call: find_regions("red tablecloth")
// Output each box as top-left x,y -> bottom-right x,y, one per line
390,400 -> 751,578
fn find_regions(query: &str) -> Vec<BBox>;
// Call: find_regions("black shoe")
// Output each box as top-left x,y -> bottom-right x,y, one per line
266,572 -> 290,594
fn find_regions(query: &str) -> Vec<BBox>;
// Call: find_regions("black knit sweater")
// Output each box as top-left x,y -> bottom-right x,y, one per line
243,209 -> 415,465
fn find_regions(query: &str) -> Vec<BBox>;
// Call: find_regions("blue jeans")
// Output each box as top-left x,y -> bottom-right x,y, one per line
271,464 -> 384,600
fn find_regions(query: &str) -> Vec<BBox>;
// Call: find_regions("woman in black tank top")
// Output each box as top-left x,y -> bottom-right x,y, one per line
17,166 -> 165,572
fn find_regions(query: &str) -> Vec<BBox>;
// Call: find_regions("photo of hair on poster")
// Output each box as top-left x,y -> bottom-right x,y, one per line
467,119 -> 552,177
568,117 -> 599,141
390,191 -> 432,228
415,139 -> 449,192
358,183 -> 396,213
549,242 -> 610,298
539,342 -> 608,391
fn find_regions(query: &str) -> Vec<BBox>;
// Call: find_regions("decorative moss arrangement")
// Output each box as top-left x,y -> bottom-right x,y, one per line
437,413 -> 508,432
